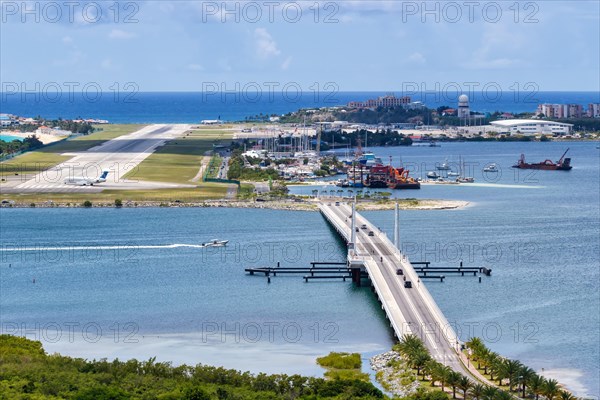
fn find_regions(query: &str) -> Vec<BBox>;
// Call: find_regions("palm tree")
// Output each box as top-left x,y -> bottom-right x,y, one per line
518,367 -> 536,398
458,375 -> 472,399
438,364 -> 452,392
395,334 -> 426,357
466,337 -> 485,368
482,386 -> 498,400
411,351 -> 431,380
494,390 -> 513,400
543,379 -> 560,400
466,337 -> 485,353
447,371 -> 462,398
425,360 -> 441,387
559,391 -> 576,400
486,352 -> 502,383
527,375 -> 545,400
470,383 -> 486,400
503,359 -> 523,391
477,348 -> 490,373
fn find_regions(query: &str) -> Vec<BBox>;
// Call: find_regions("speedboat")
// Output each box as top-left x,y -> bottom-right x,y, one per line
447,171 -> 459,177
427,171 -> 440,179
483,163 -> 498,172
456,177 -> 474,183
202,239 -> 229,247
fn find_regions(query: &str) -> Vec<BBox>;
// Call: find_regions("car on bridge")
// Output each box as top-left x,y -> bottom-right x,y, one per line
404,281 -> 412,288
368,231 -> 374,236
396,268 -> 403,275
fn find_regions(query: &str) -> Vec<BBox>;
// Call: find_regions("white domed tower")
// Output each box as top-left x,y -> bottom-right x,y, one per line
457,94 -> 470,119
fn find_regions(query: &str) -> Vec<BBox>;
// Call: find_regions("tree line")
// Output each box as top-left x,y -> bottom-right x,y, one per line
0,334 -> 383,399
394,334 -> 576,400
0,135 -> 43,156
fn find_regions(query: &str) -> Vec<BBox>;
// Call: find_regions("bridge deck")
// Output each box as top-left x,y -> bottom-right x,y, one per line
318,201 -> 466,371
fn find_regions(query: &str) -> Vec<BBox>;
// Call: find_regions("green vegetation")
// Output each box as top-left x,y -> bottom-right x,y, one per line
237,183 -> 256,199
391,335 -> 577,400
0,124 -> 145,179
317,353 -> 362,370
7,118 -> 95,134
125,128 -> 231,184
0,186 -> 228,204
0,135 -> 44,156
280,106 -> 431,125
82,200 -> 92,208
322,129 -> 413,149
0,335 -> 383,399
317,352 -> 370,382
114,198 -> 123,208
205,154 -> 223,180
465,337 -> 574,400
227,148 -> 281,182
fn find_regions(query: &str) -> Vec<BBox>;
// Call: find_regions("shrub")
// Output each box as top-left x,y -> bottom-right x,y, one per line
317,352 -> 361,370
83,200 -> 92,208
114,199 -> 123,208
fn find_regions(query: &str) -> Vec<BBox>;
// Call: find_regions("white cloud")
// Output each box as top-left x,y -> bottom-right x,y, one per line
281,56 -> 292,70
218,59 -> 232,72
407,52 -> 426,64
465,24 -> 523,69
62,36 -> 73,44
187,64 -> 204,71
108,29 -> 136,40
254,28 -> 280,59
51,51 -> 83,67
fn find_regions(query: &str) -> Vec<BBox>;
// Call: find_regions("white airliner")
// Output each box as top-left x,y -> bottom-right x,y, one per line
64,170 -> 109,186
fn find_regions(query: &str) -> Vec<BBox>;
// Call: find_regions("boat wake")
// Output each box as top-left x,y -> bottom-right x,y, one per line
460,183 -> 545,189
0,244 -> 208,252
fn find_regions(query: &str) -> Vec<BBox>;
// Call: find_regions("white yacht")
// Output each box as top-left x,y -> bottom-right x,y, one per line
202,239 -> 229,247
483,163 -> 498,172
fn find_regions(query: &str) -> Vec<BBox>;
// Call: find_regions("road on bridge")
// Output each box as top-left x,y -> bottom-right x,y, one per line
322,202 -> 469,375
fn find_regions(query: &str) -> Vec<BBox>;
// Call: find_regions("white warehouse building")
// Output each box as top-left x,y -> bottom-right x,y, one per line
490,119 -> 573,136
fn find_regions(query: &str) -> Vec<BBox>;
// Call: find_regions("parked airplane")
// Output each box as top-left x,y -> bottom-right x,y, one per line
64,170 -> 109,186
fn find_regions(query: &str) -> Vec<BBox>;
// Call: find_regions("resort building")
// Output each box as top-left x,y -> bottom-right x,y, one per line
490,119 -> 573,135
348,95 -> 411,109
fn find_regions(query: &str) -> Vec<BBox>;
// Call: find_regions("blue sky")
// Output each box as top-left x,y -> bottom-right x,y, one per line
1,1 -> 599,93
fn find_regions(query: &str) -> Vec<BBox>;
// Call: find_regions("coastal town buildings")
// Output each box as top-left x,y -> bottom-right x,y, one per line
537,103 -> 598,118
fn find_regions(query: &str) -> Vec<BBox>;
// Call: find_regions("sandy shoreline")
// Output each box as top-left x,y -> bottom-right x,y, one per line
0,198 -> 469,210
3,131 -> 68,144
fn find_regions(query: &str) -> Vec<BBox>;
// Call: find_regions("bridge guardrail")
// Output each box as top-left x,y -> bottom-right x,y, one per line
376,227 -> 461,351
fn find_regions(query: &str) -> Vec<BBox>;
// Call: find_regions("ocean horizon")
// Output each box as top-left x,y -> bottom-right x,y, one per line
1,91 -> 599,124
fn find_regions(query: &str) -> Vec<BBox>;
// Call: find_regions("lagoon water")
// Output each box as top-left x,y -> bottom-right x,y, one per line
1,141 -> 599,396
0,135 -> 23,142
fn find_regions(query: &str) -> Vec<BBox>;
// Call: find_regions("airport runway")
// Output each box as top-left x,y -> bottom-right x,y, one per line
1,124 -> 191,193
